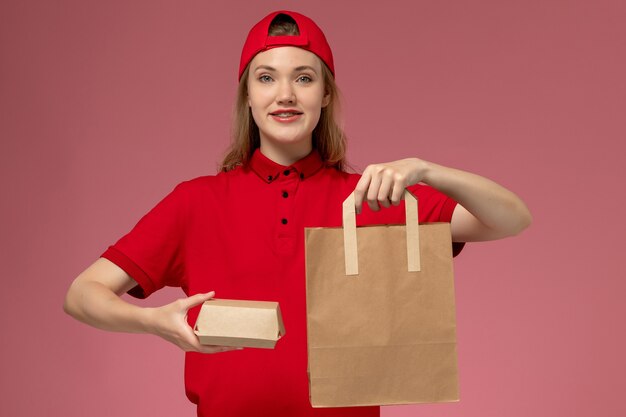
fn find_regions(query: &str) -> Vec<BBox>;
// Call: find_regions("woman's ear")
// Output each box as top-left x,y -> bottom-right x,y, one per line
322,91 -> 331,108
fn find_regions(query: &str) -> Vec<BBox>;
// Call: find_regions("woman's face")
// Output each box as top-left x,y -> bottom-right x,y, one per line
247,46 -> 330,157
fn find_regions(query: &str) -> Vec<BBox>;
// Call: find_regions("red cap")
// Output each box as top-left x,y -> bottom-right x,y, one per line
238,10 -> 335,81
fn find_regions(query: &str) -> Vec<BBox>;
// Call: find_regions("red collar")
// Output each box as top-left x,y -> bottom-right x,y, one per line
249,148 -> 324,183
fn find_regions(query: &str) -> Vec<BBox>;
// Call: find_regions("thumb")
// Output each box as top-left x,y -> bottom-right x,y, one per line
182,291 -> 215,310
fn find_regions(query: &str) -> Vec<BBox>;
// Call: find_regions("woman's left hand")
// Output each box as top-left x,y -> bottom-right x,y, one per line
353,156 -> 532,242
354,158 -> 426,214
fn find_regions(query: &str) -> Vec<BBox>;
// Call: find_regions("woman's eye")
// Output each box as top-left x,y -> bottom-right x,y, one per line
297,75 -> 312,83
259,75 -> 272,83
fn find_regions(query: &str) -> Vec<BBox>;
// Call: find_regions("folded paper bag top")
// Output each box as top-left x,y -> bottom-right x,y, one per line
193,299 -> 286,349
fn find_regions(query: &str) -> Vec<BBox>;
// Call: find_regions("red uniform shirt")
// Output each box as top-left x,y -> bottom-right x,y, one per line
100,148 -> 464,417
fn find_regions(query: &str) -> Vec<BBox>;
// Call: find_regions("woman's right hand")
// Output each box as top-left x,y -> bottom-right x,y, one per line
64,259 -> 239,354
146,291 -> 242,354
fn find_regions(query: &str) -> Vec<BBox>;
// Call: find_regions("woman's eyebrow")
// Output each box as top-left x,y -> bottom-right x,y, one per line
254,65 -> 276,72
293,65 -> 318,73
254,65 -> 318,74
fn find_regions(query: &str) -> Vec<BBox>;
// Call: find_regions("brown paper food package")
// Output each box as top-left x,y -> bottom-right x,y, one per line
193,299 -> 286,349
305,190 -> 459,407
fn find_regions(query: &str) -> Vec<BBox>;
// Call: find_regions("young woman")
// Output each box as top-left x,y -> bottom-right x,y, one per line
64,10 -> 531,417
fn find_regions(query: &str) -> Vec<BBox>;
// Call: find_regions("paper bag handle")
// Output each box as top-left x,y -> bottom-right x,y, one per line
342,189 -> 420,276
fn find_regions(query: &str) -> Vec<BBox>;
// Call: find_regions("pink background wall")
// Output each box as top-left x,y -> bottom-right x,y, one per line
1,0 -> 624,416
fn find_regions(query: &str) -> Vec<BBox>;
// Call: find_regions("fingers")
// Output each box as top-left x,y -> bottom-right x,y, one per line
177,317 -> 243,354
366,172 -> 383,211
352,158 -> 425,215
353,172 -> 371,215
181,291 -> 215,311
356,165 -> 396,213
151,292 -> 247,355
377,173 -> 394,209
183,337 -> 242,354
389,179 -> 405,206
186,334 -> 232,353
183,325 -> 243,354
178,292 -> 244,354
196,345 -> 244,354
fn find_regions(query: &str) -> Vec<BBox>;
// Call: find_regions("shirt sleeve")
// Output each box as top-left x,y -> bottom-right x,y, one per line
99,181 -> 189,298
406,183 -> 466,257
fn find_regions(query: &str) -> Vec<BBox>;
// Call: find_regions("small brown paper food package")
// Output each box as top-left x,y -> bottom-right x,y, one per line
193,299 -> 286,349
305,189 -> 459,407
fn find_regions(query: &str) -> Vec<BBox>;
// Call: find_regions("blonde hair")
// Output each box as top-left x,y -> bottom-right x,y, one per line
219,17 -> 349,172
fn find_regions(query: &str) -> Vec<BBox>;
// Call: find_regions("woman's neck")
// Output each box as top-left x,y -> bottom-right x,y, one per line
259,140 -> 313,166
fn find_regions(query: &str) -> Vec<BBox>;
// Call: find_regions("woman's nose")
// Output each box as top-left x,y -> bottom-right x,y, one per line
276,81 -> 296,104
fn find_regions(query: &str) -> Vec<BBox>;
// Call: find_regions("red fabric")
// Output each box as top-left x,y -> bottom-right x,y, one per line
100,148 -> 464,417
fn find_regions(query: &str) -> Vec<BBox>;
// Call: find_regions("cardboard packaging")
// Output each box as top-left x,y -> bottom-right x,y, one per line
193,299 -> 286,349
305,190 -> 459,407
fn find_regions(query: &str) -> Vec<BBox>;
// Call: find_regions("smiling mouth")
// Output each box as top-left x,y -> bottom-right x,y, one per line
271,112 -> 303,117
